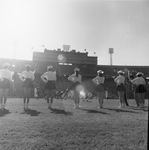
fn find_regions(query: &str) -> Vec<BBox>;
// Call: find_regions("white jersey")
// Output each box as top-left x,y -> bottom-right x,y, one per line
19,70 -> 35,81
68,73 -> 82,83
41,71 -> 56,81
131,77 -> 146,85
114,75 -> 125,85
92,76 -> 105,85
0,69 -> 12,81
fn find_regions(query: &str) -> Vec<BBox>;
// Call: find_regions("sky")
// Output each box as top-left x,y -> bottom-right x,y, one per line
0,0 -> 149,66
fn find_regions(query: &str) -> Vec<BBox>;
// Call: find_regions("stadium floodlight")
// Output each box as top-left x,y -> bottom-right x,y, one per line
63,45 -> 70,51
109,48 -> 114,66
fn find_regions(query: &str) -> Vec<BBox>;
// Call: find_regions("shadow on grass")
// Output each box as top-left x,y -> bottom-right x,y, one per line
105,108 -> 140,113
128,106 -> 148,112
50,108 -> 73,116
0,109 -> 10,117
21,108 -> 41,116
80,108 -> 109,115
142,108 -> 149,112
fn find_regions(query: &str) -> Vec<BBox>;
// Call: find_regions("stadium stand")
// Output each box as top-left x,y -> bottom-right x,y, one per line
0,49 -> 149,99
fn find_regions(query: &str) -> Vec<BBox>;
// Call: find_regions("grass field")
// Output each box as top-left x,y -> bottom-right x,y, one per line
0,98 -> 148,150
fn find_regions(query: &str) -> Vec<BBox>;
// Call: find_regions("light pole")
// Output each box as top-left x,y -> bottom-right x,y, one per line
12,39 -> 18,67
109,48 -> 114,66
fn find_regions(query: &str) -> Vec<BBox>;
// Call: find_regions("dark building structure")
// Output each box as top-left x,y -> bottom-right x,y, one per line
33,49 -> 98,77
